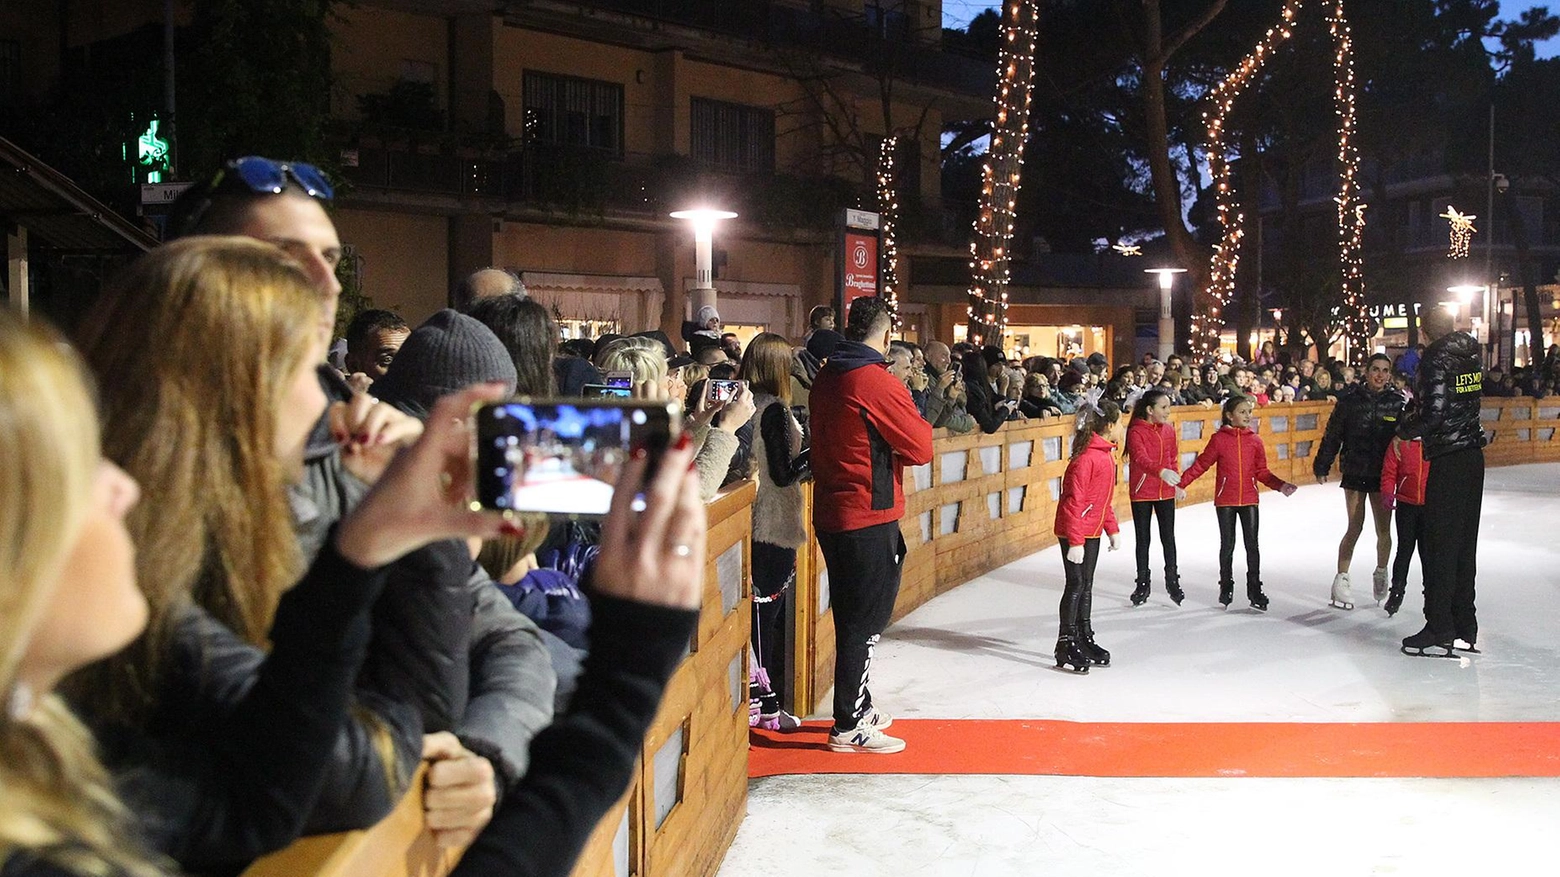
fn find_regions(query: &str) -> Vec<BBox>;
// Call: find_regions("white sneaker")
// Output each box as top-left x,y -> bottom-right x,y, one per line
756,710 -> 803,731
1372,568 -> 1389,604
1329,573 -> 1354,610
827,724 -> 906,754
859,706 -> 893,731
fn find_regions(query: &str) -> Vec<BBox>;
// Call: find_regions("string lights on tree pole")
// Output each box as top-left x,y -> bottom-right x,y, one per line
966,0 -> 1039,347
877,133 -> 903,327
1199,0 -> 1369,363
1328,0 -> 1371,364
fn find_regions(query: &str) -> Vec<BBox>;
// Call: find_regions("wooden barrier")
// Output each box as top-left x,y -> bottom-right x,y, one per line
241,766 -> 455,877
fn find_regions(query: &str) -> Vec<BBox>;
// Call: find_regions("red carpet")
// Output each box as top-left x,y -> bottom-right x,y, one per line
749,719 -> 1560,779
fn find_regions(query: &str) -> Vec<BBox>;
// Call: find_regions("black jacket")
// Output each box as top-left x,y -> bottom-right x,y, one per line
1313,383 -> 1407,483
79,537 -> 405,873
451,595 -> 699,877
1416,331 -> 1488,459
296,441 -> 557,793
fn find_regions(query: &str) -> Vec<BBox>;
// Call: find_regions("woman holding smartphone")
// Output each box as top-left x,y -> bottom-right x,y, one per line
737,333 -> 810,730
0,303 -> 708,877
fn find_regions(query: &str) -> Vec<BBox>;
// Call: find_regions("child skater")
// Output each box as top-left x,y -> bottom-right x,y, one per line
1177,395 -> 1298,610
1379,412 -> 1430,620
1125,389 -> 1186,606
1053,391 -> 1123,673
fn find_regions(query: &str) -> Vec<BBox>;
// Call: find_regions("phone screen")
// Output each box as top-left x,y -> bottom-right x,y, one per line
582,383 -> 633,399
474,400 -> 679,517
707,379 -> 742,404
604,371 -> 634,389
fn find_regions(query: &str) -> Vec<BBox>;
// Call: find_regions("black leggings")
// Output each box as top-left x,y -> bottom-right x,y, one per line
1058,537 -> 1101,638
1390,503 -> 1426,588
1215,505 -> 1261,585
751,541 -> 796,712
1130,499 -> 1178,581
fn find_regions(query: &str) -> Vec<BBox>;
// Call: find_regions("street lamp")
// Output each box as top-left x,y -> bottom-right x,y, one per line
1448,283 -> 1486,334
1145,267 -> 1187,361
670,208 -> 737,320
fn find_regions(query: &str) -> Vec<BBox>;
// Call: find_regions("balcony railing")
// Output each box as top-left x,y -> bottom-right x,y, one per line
336,142 -> 968,246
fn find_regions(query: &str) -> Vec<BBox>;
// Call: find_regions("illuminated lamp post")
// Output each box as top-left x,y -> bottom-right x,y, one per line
1145,267 -> 1188,361
1447,284 -> 1486,335
670,208 -> 738,322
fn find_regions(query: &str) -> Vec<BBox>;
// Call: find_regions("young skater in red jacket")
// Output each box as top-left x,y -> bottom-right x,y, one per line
1052,394 -> 1123,673
1124,389 -> 1187,606
1177,395 -> 1298,610
1379,414 -> 1430,618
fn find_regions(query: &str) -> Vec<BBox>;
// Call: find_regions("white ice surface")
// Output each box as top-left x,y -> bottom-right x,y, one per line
719,463 -> 1560,876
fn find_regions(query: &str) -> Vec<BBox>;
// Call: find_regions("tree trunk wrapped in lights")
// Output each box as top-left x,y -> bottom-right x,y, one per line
1201,0 -> 1370,363
877,134 -> 902,327
966,0 -> 1039,348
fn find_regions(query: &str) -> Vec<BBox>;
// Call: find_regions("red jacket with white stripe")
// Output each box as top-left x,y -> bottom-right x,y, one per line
1125,418 -> 1179,502
1176,425 -> 1290,507
1053,433 -> 1121,545
1380,436 -> 1429,507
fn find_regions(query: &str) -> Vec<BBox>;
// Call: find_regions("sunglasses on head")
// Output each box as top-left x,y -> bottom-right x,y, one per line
220,156 -> 334,200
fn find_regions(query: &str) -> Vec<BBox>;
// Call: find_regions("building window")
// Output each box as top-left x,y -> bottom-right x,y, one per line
0,41 -> 19,106
691,98 -> 775,173
399,59 -> 436,85
523,71 -> 624,155
865,1 -> 911,39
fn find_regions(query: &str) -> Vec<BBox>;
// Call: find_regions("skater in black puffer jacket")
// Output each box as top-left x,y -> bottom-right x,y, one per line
1313,354 -> 1406,611
1402,310 -> 1488,657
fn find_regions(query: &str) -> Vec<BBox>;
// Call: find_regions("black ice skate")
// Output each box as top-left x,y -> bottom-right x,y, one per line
1453,637 -> 1481,655
1079,622 -> 1111,667
1054,636 -> 1091,674
1165,576 -> 1185,606
1130,577 -> 1150,607
1400,627 -> 1457,658
1246,581 -> 1270,612
1218,581 -> 1234,608
1383,582 -> 1406,617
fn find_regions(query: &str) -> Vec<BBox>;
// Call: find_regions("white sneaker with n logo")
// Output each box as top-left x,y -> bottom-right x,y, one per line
827,724 -> 906,754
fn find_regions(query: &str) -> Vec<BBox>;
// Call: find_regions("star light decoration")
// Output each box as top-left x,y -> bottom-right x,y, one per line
1440,206 -> 1477,259
1112,242 -> 1144,257
1199,0 -> 1371,363
966,0 -> 1040,347
876,134 -> 903,327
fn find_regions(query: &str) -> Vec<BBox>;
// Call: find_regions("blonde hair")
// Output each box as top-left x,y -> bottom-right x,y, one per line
598,343 -> 667,388
0,310 -> 165,877
69,236 -> 324,725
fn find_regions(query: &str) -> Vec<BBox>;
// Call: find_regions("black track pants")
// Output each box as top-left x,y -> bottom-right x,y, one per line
817,521 -> 907,732
1421,448 -> 1483,640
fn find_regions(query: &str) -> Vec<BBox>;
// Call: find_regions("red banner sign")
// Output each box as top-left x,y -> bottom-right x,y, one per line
842,230 -> 879,311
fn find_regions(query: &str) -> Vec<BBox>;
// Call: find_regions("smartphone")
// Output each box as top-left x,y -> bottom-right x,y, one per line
473,398 -> 681,518
706,378 -> 743,404
604,370 -> 634,389
582,383 -> 633,399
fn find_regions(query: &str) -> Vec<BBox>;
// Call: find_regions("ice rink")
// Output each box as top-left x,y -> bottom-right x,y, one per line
721,462 -> 1560,876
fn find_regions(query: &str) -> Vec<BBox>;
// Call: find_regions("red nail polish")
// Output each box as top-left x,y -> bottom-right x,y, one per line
674,432 -> 692,451
499,522 -> 526,538
631,447 -> 648,461
356,433 -> 370,444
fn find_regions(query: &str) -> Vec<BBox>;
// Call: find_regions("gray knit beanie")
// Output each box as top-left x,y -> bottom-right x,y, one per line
374,308 -> 518,420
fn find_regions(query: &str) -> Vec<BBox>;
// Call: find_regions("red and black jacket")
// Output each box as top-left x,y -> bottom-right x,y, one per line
809,340 -> 934,533
1053,433 -> 1121,545
1380,436 -> 1429,507
1125,418 -> 1179,502
1177,425 -> 1291,507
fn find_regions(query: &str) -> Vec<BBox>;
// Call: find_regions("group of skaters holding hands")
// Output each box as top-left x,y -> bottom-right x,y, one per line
1051,305 -> 1488,672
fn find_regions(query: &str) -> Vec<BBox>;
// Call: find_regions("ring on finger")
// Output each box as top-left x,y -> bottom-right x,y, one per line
673,543 -> 693,558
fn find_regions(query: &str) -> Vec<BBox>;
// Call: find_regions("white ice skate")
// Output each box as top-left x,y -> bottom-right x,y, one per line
1329,572 -> 1354,610
1372,568 -> 1389,605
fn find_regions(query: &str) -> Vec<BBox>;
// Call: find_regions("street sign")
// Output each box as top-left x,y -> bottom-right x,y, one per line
844,208 -> 880,231
141,182 -> 192,205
